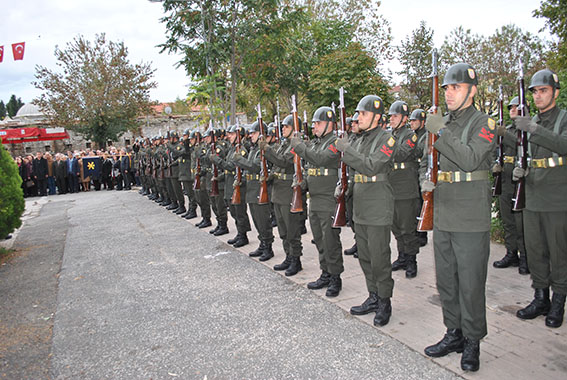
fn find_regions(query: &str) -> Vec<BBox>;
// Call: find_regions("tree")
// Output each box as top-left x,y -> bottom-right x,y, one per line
0,141 -> 24,239
308,42 -> 392,115
0,101 -> 6,118
397,21 -> 435,108
6,95 -> 24,118
33,34 -> 156,148
533,0 -> 567,71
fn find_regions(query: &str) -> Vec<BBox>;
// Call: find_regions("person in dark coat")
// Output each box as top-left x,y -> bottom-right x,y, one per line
32,152 -> 49,196
120,148 -> 132,190
101,153 -> 113,190
55,154 -> 69,194
67,153 -> 80,193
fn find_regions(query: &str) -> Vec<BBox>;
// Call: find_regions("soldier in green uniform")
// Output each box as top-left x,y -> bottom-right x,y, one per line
204,128 -> 229,235
514,69 -> 567,328
168,131 -> 187,215
163,132 -> 180,211
291,107 -> 343,297
343,113 -> 360,258
491,98 -> 528,274
156,136 -> 172,207
420,63 -> 495,372
335,95 -> 395,325
409,109 -> 429,247
178,128 -> 198,219
233,120 -> 275,261
260,114 -> 304,276
387,100 -> 421,278
212,124 -> 251,247
190,130 -> 212,228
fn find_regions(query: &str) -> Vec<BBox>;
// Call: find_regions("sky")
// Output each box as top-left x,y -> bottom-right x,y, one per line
0,0 -> 551,106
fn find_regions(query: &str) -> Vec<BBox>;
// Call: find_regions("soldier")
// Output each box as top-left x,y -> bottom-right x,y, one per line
387,101 -> 421,278
212,124 -> 251,246
335,95 -> 395,325
343,113 -> 360,258
409,109 -> 429,247
514,69 -> 567,328
168,131 -> 187,215
420,63 -> 495,372
204,128 -> 229,236
191,130 -> 212,228
491,97 -> 528,274
233,120 -> 275,261
178,129 -> 198,219
260,114 -> 304,276
156,135 -> 171,206
290,107 -> 343,297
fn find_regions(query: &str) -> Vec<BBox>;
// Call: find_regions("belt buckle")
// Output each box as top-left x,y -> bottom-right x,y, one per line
548,158 -> 556,168
559,157 -> 564,166
466,172 -> 471,181
453,171 -> 460,183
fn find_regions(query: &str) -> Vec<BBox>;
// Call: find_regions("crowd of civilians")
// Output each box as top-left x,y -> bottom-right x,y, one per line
14,146 -> 139,198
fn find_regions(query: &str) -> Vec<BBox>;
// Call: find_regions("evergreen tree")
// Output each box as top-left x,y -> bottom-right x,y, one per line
0,141 -> 25,239
0,101 -> 6,118
6,95 -> 24,118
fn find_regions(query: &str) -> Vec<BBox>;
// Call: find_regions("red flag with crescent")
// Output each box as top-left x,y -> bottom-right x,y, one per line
12,42 -> 25,61
0,46 -> 4,63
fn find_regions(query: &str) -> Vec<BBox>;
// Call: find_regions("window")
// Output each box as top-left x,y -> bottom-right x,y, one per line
45,145 -> 51,152
25,146 -> 32,153
86,142 -> 92,149
124,139 -> 131,146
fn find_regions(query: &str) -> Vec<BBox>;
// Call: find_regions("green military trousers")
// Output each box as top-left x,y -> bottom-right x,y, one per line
274,203 -> 303,258
248,203 -> 274,244
310,210 -> 343,275
392,198 -> 421,256
356,224 -> 393,298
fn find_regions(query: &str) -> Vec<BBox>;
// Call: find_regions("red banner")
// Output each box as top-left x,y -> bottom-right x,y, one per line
0,127 -> 69,144
12,42 -> 25,61
0,46 -> 3,63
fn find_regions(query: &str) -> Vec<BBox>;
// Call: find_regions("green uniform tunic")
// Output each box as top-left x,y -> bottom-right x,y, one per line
420,105 -> 496,340
169,142 -> 185,207
192,142 -> 211,219
203,139 -> 228,225
178,140 -> 198,213
523,106 -> 567,295
342,126 -> 395,298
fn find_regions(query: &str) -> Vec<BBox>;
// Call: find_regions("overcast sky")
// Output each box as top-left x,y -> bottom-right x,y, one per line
0,0 -> 550,106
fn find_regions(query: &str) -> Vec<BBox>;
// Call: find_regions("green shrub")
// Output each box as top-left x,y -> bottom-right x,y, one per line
0,139 -> 25,239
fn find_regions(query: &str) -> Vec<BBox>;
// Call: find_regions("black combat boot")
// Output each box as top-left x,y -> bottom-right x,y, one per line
461,337 -> 480,372
213,222 -> 229,236
418,231 -> 428,247
232,233 -> 249,248
197,218 -> 212,228
249,242 -> 266,257
493,249 -> 519,268
162,199 -> 172,207
545,293 -> 566,328
516,288 -> 551,319
183,209 -> 198,219
350,292 -> 380,315
373,296 -> 391,326
259,243 -> 274,262
273,255 -> 291,271
285,256 -> 302,276
405,255 -> 417,278
307,271 -> 331,290
424,328 -> 465,357
174,206 -> 186,214
166,202 -> 178,210
391,252 -> 407,271
518,251 -> 529,275
300,223 -> 307,235
209,225 -> 220,234
227,234 -> 240,245
325,274 -> 342,297
344,243 -> 357,256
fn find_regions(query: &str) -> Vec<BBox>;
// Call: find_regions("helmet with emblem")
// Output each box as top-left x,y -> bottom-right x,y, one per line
267,126 -> 277,137
189,130 -> 201,139
249,120 -> 267,133
202,128 -> 214,138
169,130 -> 179,140
442,63 -> 478,87
282,114 -> 301,127
312,107 -> 336,123
388,100 -> 410,116
183,128 -> 191,136
409,109 -> 427,121
355,95 -> 384,115
529,69 -> 560,90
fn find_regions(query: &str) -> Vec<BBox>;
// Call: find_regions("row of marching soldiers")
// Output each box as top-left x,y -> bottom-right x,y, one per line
136,63 -> 566,373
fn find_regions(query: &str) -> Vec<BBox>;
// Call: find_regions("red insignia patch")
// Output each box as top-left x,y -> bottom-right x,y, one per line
290,148 -> 296,154
405,139 -> 415,148
478,127 -> 494,143
328,144 -> 338,154
380,145 -> 392,157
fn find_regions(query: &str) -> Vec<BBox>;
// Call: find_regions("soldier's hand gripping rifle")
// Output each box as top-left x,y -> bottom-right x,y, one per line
492,85 -> 505,196
332,87 -> 348,228
231,120 -> 243,205
290,95 -> 304,213
210,121 -> 220,197
193,132 -> 202,190
417,48 -> 439,232
257,104 -> 270,205
513,59 -> 529,211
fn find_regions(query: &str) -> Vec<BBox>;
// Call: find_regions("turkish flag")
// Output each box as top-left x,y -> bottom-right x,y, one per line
0,46 -> 4,63
12,42 -> 25,61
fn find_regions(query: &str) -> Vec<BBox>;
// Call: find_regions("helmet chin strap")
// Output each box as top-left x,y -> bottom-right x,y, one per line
321,121 -> 330,137
453,84 -> 473,113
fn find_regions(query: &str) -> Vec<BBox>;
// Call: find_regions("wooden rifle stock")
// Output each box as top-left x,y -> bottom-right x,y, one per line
290,95 -> 304,213
231,126 -> 243,205
193,134 -> 201,190
513,59 -> 528,211
210,125 -> 220,197
257,104 -> 270,205
417,48 -> 439,232
332,87 -> 348,228
492,85 -> 504,196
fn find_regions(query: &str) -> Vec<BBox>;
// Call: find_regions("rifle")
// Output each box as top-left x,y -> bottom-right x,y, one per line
303,110 -> 311,140
193,133 -> 202,190
276,98 -> 282,142
210,121 -> 220,196
231,120 -> 243,205
290,95 -> 304,213
332,87 -> 348,228
417,48 -> 439,232
512,59 -> 528,211
257,104 -> 270,205
492,85 -> 504,196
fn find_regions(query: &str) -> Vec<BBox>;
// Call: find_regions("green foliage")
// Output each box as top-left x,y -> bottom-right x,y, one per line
33,34 -> 157,148
490,196 -> 505,244
6,95 -> 24,118
0,101 -> 6,118
533,0 -> 567,71
0,140 -> 25,240
308,42 -> 392,115
557,70 -> 567,109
